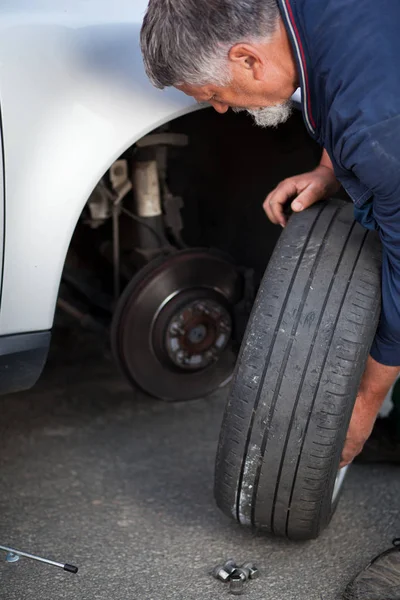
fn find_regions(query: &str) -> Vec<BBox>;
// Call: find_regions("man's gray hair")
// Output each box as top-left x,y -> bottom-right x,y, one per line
140,0 -> 280,89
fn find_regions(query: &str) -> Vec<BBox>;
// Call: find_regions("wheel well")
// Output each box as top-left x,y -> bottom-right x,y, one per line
58,109 -> 323,332
73,109 -> 322,268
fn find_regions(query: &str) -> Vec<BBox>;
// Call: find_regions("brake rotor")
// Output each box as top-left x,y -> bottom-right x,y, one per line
111,249 -> 243,401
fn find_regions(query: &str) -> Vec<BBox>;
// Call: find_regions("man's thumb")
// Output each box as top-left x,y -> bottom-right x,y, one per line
291,189 -> 318,212
291,199 -> 304,212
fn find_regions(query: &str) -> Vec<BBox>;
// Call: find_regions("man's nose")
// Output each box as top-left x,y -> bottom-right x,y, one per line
210,101 -> 229,114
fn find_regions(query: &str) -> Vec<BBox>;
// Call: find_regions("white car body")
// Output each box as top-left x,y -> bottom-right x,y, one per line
0,0 -> 199,336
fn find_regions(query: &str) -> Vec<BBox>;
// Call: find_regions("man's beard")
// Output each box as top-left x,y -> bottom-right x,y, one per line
233,100 -> 293,128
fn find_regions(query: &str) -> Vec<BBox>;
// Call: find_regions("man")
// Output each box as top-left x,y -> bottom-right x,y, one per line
140,1 -> 400,597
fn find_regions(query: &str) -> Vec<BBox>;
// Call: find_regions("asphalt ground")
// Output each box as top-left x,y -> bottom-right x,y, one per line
0,325 -> 399,600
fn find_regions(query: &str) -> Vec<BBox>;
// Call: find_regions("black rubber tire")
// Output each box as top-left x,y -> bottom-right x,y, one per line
214,199 -> 382,540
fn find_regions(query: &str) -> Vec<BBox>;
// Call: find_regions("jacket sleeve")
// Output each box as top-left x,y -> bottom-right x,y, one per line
340,116 -> 400,366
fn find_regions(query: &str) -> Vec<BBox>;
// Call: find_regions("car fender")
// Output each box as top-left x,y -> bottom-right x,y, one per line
0,1 -> 199,334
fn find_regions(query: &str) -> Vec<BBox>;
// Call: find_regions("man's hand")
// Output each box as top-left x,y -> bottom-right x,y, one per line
263,149 -> 340,227
340,356 -> 400,467
340,391 -> 379,468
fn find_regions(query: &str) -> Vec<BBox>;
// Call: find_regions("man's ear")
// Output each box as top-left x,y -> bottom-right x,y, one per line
228,44 -> 265,80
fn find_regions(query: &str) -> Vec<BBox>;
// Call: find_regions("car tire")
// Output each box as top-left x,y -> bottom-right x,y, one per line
214,199 -> 382,540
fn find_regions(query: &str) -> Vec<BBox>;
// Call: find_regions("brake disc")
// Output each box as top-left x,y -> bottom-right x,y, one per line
111,249 -> 243,401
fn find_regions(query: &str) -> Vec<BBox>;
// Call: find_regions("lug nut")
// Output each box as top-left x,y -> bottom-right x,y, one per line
229,573 -> 245,595
241,562 -> 260,580
212,559 -> 260,590
233,566 -> 250,582
212,565 -> 231,583
223,559 -> 237,576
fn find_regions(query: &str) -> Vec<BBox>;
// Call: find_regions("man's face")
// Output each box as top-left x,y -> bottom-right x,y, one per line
177,80 -> 293,128
176,26 -> 298,128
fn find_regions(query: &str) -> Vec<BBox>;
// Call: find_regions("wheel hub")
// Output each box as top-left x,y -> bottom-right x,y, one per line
165,299 -> 232,371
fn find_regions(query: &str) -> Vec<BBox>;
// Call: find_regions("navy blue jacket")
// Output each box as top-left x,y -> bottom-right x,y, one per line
278,0 -> 400,365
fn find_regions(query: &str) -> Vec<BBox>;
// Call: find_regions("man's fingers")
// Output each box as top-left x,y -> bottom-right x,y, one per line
291,185 -> 322,213
340,437 -> 365,468
263,180 -> 298,226
263,196 -> 286,226
263,167 -> 338,225
263,179 -> 325,225
339,444 -> 351,468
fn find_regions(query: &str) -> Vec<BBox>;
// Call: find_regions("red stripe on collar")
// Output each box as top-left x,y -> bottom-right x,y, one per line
284,0 -> 316,130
